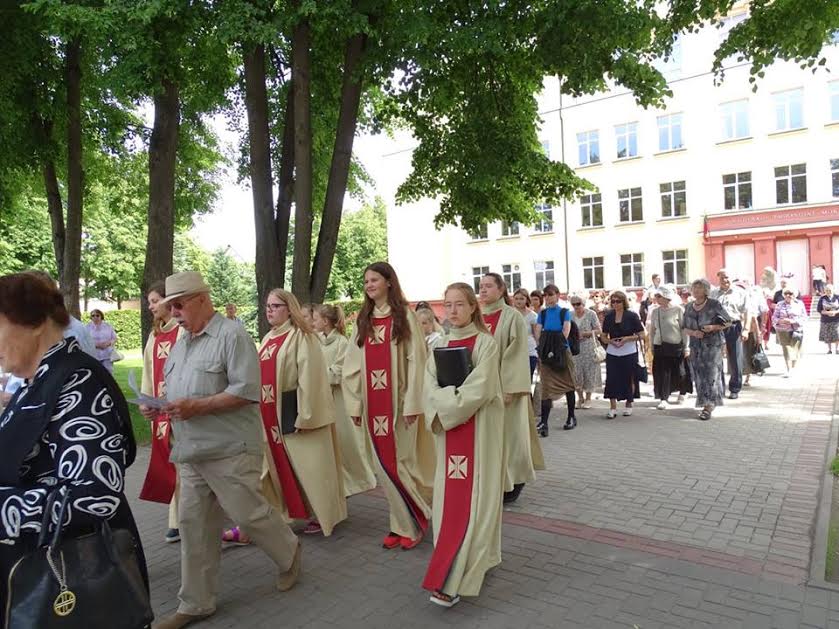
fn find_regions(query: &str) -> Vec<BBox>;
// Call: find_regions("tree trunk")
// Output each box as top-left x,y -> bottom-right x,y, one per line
275,82 -> 295,290
141,78 -> 180,344
290,15 -> 313,304
244,43 -> 282,336
63,38 -> 83,318
309,30 -> 368,302
42,157 -> 66,280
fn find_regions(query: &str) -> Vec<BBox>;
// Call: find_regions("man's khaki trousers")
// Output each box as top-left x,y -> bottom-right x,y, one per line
176,452 -> 299,615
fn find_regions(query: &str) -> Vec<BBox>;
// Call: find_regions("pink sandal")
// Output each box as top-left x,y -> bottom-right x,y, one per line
222,526 -> 251,545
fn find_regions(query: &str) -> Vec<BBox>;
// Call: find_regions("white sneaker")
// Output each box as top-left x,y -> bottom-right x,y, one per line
656,401 -> 667,410
606,410 -> 617,419
676,395 -> 685,404
623,408 -> 633,416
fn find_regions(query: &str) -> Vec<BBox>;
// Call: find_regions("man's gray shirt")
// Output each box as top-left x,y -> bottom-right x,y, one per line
164,313 -> 263,463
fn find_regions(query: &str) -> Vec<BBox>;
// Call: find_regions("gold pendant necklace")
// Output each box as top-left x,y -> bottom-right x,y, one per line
48,549 -> 76,616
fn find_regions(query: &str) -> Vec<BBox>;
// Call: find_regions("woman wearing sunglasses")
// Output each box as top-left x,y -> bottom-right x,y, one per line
600,291 -> 644,418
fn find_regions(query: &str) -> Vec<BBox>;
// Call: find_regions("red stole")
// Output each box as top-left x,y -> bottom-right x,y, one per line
422,333 -> 478,592
260,332 -> 309,519
139,325 -> 180,503
364,315 -> 428,534
483,309 -> 502,336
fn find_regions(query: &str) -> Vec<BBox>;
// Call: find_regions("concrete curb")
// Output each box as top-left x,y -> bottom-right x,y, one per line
808,379 -> 839,592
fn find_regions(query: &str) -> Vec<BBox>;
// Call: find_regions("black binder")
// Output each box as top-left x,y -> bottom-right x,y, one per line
433,346 -> 473,388
280,389 -> 298,434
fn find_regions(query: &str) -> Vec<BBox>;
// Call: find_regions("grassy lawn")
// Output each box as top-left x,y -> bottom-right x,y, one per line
112,350 -> 151,445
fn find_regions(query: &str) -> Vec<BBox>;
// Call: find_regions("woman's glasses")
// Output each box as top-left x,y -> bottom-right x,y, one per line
610,299 -> 622,304
265,303 -> 288,311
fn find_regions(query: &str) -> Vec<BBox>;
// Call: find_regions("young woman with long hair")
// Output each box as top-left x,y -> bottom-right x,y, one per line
139,280 -> 185,543
227,288 -> 347,541
479,273 -> 543,504
313,303 -> 377,496
422,282 -> 504,608
343,262 -> 434,550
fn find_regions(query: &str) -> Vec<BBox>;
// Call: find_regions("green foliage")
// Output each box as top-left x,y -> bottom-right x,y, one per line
173,233 -> 212,278
326,198 -> 389,300
81,309 -> 142,351
0,181 -> 56,275
831,455 -> 839,477
205,248 -> 257,309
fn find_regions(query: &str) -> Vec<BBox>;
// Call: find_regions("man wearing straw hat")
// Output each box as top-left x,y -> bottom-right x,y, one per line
142,271 -> 301,629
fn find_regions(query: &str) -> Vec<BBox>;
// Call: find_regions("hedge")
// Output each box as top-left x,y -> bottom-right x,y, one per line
82,299 -> 364,349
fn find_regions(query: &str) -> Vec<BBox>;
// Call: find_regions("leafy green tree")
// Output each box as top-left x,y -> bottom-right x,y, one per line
327,198 -> 388,301
173,233 -> 212,279
204,248 -> 257,310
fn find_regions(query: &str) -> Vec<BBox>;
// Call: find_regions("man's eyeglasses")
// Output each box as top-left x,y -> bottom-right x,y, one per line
171,294 -> 200,310
266,302 -> 288,311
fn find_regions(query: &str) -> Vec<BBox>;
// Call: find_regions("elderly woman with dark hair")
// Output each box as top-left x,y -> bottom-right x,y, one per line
86,308 -> 118,372
0,272 -> 147,621
600,290 -> 645,418
683,278 -> 732,420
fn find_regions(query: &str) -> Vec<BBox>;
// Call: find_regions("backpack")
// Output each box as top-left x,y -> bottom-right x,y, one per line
537,307 -> 580,358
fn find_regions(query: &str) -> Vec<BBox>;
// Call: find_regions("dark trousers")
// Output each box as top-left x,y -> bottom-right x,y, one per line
722,321 -> 743,394
652,348 -> 689,400
529,355 -> 538,380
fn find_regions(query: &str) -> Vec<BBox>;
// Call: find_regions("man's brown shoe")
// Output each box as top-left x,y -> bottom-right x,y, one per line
153,611 -> 214,629
277,542 -> 302,592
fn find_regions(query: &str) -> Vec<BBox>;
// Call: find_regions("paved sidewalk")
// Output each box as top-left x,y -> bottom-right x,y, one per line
129,323 -> 839,628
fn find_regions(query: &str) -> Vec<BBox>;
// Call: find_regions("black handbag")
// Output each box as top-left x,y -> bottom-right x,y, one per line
6,489 -> 153,629
635,342 -> 649,383
751,347 -> 771,373
537,330 -> 567,370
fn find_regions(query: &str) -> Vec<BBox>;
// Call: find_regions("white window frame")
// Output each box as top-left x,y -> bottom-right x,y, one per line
577,130 -> 600,166
657,113 -> 684,151
500,220 -> 520,237
534,260 -> 555,290
620,253 -> 645,288
660,181 -> 687,218
615,122 -> 639,159
580,193 -> 603,227
722,171 -> 752,210
662,250 -> 688,285
774,163 -> 807,205
468,224 -> 488,241
773,89 -> 804,132
501,264 -> 522,291
533,204 -> 553,233
719,100 -> 750,140
618,187 -> 643,223
471,266 -> 489,293
582,257 -> 604,290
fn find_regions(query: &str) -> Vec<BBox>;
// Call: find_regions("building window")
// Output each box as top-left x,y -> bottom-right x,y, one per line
533,204 -> 553,233
500,220 -> 519,237
502,264 -> 522,291
722,172 -> 752,210
618,187 -> 643,223
582,257 -> 604,290
577,130 -> 600,166
831,159 -> 839,198
534,260 -> 555,290
615,122 -> 638,159
580,193 -> 603,227
468,224 -> 488,240
662,250 -> 688,285
831,81 -> 839,122
774,163 -> 807,204
654,36 -> 683,79
773,89 -> 804,131
719,100 -> 749,140
660,181 -> 687,218
620,253 -> 644,288
471,266 -> 489,293
657,113 -> 683,151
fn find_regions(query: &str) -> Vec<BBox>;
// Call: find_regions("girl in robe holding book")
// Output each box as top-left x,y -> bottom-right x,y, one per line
314,303 -> 377,496
343,262 -> 434,551
478,273 -> 543,504
228,289 -> 346,540
422,282 -> 504,607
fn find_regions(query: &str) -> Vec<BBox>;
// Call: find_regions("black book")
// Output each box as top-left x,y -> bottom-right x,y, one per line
434,346 -> 473,388
280,390 -> 298,434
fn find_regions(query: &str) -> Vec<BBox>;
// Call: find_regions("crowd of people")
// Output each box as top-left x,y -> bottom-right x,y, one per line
0,261 -> 818,628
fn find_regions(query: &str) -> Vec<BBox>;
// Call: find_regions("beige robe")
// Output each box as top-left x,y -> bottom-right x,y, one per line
319,329 -> 377,496
141,317 -> 184,528
424,324 -> 504,597
482,299 -> 544,490
259,321 -> 347,535
343,305 -> 435,539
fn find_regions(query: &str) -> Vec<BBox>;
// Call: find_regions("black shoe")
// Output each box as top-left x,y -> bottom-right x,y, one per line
537,422 -> 548,438
563,416 -> 577,430
503,483 -> 525,504
164,528 -> 180,543
728,392 -> 739,400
